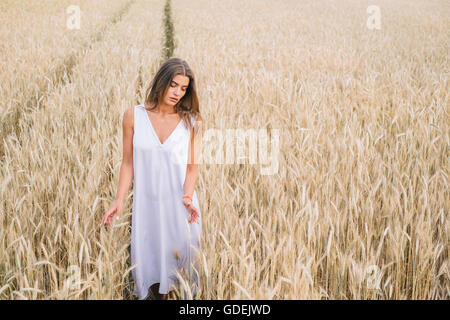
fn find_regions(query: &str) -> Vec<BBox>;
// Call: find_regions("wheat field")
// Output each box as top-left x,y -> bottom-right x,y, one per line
0,0 -> 448,299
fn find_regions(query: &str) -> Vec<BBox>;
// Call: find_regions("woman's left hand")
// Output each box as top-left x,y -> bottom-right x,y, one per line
182,198 -> 200,224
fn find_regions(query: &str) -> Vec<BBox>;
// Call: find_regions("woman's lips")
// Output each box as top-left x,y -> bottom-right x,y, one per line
170,97 -> 178,102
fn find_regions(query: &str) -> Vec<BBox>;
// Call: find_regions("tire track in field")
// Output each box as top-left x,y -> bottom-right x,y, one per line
134,0 -> 173,104
162,0 -> 175,61
0,0 -> 135,161
124,1 -> 176,299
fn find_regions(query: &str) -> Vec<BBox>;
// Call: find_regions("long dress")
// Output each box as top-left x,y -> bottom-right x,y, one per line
131,103 -> 202,299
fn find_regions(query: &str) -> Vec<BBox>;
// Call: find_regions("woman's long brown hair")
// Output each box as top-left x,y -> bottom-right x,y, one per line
143,57 -> 202,137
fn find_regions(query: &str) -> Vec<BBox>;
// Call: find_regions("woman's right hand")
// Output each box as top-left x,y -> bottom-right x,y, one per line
100,200 -> 123,228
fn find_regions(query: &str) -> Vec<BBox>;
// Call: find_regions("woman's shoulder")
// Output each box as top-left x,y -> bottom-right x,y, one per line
185,113 -> 199,130
123,105 -> 137,129
190,112 -> 203,124
189,112 -> 203,137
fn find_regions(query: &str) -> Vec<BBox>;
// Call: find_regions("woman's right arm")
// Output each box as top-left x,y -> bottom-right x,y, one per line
114,106 -> 134,204
100,106 -> 134,227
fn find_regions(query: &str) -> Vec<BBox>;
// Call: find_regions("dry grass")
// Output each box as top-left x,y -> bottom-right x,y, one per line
0,0 -> 133,156
171,0 -> 449,299
0,0 -> 163,299
0,0 -> 448,299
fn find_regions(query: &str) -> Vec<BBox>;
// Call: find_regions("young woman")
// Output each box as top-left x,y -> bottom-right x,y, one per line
100,58 -> 203,300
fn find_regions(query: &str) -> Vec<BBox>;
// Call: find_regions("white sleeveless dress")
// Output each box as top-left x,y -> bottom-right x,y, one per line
131,104 -> 202,299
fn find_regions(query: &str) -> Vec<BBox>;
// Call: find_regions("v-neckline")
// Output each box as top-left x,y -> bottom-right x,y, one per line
143,106 -> 183,146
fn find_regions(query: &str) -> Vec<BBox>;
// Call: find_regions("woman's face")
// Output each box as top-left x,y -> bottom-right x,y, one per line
163,74 -> 189,106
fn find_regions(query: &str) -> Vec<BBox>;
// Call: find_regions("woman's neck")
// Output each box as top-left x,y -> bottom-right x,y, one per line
151,102 -> 177,115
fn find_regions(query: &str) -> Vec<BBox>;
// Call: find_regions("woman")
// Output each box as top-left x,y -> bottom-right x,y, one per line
100,58 -> 203,300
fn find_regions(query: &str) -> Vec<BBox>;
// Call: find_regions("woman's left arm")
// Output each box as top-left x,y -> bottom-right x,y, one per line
183,117 -> 203,198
